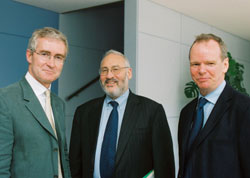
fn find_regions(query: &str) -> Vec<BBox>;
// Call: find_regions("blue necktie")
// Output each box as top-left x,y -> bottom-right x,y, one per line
188,97 -> 208,151
184,97 -> 208,178
100,101 -> 119,178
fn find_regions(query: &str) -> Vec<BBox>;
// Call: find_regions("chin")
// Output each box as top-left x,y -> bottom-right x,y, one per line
107,90 -> 118,97
106,89 -> 121,98
196,81 -> 209,88
105,88 -> 116,94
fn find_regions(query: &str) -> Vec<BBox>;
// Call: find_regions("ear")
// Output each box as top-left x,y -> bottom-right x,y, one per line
26,49 -> 33,64
127,67 -> 132,80
223,57 -> 229,73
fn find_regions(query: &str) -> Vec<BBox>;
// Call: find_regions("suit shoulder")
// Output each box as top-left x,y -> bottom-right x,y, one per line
76,96 -> 104,110
0,81 -> 22,98
231,89 -> 250,108
131,93 -> 162,108
232,89 -> 250,101
180,98 -> 197,113
0,82 -> 22,111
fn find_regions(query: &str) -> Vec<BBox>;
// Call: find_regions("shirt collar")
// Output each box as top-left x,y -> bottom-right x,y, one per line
199,80 -> 226,105
105,89 -> 130,107
25,72 -> 51,96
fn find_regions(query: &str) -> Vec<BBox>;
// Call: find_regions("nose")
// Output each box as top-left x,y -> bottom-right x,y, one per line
46,57 -> 56,67
106,69 -> 114,78
198,64 -> 206,74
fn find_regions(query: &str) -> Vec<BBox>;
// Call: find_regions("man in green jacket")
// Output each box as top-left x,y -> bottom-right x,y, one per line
0,27 -> 71,178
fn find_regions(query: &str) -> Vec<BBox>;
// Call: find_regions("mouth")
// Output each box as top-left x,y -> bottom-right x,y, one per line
104,79 -> 118,87
43,69 -> 54,74
197,78 -> 209,82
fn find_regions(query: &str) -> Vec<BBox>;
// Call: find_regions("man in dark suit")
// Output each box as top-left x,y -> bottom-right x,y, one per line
0,27 -> 71,178
178,33 -> 250,178
69,49 -> 175,178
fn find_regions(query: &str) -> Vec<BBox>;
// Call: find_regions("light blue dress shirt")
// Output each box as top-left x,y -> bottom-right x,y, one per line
93,89 -> 129,178
200,80 -> 226,127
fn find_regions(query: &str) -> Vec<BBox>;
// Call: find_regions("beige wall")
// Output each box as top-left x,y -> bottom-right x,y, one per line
125,0 -> 250,176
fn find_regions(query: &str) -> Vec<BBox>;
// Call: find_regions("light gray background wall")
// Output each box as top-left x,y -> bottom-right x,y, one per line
58,2 -> 124,144
125,0 -> 250,175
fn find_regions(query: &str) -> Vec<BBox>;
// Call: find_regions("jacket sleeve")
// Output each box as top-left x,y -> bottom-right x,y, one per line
239,103 -> 250,178
152,104 -> 175,178
63,138 -> 72,178
69,108 -> 82,178
0,95 -> 13,178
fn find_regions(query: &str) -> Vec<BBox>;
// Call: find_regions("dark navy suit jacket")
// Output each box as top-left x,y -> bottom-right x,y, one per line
178,83 -> 250,178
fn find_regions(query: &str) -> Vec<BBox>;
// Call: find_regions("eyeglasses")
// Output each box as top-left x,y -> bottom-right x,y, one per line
32,50 -> 65,64
99,66 -> 129,76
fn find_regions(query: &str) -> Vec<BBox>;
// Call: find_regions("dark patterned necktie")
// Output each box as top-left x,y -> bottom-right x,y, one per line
100,101 -> 119,178
188,97 -> 208,151
184,97 -> 208,178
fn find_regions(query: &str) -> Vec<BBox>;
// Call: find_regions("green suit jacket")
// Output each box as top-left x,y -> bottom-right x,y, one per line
0,77 -> 71,178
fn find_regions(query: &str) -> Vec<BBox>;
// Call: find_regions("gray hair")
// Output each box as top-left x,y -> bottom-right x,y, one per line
189,33 -> 228,60
100,49 -> 130,68
27,27 -> 68,56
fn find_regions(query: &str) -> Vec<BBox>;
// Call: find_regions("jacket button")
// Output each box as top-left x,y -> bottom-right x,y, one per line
54,148 -> 58,152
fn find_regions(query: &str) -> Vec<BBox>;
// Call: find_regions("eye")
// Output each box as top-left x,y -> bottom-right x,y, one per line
100,68 -> 108,74
112,67 -> 119,72
191,63 -> 200,66
40,51 -> 50,57
55,55 -> 64,61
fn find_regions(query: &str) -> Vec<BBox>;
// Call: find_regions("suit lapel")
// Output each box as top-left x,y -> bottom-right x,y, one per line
115,92 -> 140,165
20,78 -> 57,140
89,97 -> 105,165
191,84 -> 233,151
181,99 -> 197,159
51,93 -> 63,143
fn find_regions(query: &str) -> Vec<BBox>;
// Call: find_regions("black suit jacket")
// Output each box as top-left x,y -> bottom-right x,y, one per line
178,83 -> 250,178
69,91 -> 175,178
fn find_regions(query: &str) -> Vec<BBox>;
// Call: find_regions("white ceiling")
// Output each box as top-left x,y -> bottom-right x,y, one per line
14,0 -> 122,13
152,0 -> 250,41
13,0 -> 250,41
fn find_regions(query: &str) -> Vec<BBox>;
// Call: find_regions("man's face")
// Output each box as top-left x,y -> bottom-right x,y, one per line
189,40 -> 229,96
100,53 -> 132,99
26,37 -> 66,88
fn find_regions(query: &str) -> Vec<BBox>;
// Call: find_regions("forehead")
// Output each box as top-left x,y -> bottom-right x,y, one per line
101,53 -> 126,68
190,40 -> 221,59
36,37 -> 66,54
192,40 -> 220,53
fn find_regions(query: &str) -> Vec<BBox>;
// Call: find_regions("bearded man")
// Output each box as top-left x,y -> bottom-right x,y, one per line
69,49 -> 175,178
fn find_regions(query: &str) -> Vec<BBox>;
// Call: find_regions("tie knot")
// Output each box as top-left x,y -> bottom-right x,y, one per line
198,97 -> 208,108
45,90 -> 51,98
109,101 -> 119,109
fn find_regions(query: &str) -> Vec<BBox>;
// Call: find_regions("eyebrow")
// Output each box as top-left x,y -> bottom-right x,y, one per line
101,65 -> 120,68
38,50 -> 65,56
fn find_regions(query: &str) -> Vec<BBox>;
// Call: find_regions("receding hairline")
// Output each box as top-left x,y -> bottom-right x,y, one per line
100,49 -> 130,68
27,27 -> 68,56
189,33 -> 228,60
